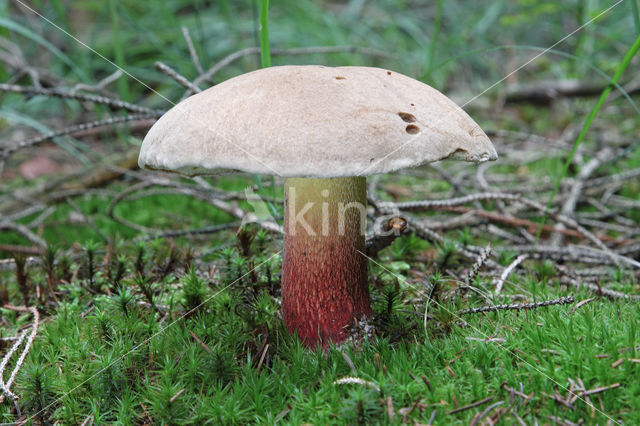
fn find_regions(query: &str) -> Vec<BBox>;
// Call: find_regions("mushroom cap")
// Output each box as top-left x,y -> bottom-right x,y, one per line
139,65 -> 497,177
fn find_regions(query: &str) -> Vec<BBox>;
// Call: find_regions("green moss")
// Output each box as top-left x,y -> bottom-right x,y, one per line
1,235 -> 638,424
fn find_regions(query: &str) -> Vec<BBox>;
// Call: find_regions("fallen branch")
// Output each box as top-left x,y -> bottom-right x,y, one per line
1,150 -> 141,216
0,219 -> 46,249
494,255 -> 527,294
0,83 -> 162,115
447,396 -> 494,415
465,244 -> 492,286
547,392 -> 575,410
558,276 -> 640,301
0,305 -> 40,404
136,221 -> 243,242
408,217 -> 497,267
0,331 -> 26,402
391,193 -> 627,248
386,192 -> 521,210
503,245 -> 637,268
155,62 -> 202,93
505,80 -> 626,104
458,296 -> 575,315
3,113 -> 157,155
551,149 -> 613,247
469,400 -> 505,426
577,382 -> 620,398
0,244 -> 43,256
501,382 -> 533,401
181,27 -> 204,76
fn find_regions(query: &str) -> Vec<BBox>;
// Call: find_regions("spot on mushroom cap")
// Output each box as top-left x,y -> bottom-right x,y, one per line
138,65 -> 497,177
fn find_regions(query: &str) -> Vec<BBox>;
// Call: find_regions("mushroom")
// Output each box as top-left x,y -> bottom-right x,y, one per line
138,65 -> 497,348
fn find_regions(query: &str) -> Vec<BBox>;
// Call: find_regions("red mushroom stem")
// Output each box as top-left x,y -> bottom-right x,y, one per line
281,176 -> 371,348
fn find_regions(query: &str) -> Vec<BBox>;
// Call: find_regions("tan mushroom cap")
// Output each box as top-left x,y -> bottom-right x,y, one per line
139,65 -> 497,177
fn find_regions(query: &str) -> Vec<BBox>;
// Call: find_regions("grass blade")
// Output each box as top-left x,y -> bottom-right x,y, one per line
109,0 -> 130,102
535,33 -> 640,241
425,0 -> 443,81
632,0 -> 640,34
0,16 -> 87,81
259,0 -> 271,68
251,0 -> 273,211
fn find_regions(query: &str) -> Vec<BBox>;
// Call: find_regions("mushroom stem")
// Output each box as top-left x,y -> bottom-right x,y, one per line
282,176 -> 371,348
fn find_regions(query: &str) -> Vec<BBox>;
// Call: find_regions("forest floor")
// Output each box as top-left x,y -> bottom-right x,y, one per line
1,1 -> 640,424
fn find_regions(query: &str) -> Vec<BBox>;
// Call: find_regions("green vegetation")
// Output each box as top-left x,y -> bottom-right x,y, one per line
539,33 -> 640,240
1,0 -> 639,424
1,234 -> 638,424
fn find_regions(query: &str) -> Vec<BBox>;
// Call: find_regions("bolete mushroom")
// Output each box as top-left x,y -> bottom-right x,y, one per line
138,65 -> 497,348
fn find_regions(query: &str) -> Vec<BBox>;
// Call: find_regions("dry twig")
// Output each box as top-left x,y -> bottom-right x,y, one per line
0,305 -> 40,404
458,296 -> 575,315
155,61 -> 202,93
181,27 -> 204,76
494,255 -> 527,294
0,83 -> 161,115
333,376 -> 380,392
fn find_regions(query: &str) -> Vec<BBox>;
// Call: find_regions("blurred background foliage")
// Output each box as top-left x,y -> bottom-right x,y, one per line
1,0 -> 639,247
1,0 -> 638,106
1,1 -> 640,424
